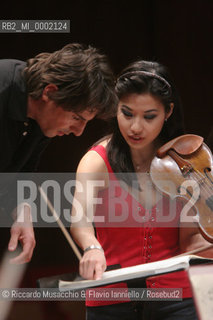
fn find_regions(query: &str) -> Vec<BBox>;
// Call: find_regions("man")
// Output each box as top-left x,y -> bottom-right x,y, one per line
0,43 -> 117,264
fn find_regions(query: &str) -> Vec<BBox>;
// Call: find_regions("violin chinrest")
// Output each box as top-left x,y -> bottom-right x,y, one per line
157,134 -> 204,158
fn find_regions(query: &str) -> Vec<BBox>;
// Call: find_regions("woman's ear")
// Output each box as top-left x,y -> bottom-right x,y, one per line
165,102 -> 174,121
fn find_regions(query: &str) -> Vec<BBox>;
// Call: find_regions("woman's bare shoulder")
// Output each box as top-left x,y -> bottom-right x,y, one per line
77,139 -> 109,174
98,138 -> 109,148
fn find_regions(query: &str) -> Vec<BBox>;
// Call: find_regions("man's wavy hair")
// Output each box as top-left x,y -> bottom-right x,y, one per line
24,43 -> 118,119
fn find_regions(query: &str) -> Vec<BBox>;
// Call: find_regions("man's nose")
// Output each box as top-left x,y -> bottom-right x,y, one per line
72,121 -> 87,136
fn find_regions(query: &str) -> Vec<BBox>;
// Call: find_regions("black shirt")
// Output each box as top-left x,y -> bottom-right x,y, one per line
0,59 -> 50,214
0,59 -> 50,173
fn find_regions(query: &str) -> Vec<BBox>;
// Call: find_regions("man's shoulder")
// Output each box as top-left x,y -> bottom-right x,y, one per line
0,59 -> 27,118
0,59 -> 25,72
0,59 -> 26,88
0,59 -> 25,69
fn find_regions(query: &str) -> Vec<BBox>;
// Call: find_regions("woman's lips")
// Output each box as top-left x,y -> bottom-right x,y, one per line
128,135 -> 143,143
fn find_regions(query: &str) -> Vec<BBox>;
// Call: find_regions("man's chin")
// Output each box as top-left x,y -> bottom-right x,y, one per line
42,128 -> 67,138
42,130 -> 56,138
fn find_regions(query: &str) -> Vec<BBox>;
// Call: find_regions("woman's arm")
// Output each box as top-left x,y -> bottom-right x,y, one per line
70,147 -> 109,280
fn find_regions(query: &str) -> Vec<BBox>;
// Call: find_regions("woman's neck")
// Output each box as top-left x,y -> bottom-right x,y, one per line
130,141 -> 160,172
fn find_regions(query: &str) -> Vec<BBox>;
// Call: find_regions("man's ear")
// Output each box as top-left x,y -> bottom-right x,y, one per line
42,84 -> 58,102
165,103 -> 174,121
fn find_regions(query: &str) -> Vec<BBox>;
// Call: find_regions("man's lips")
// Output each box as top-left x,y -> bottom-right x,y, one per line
57,131 -> 65,136
57,130 -> 72,136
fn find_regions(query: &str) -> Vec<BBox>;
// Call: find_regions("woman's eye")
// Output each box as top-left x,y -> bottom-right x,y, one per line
121,109 -> 132,117
144,114 -> 156,120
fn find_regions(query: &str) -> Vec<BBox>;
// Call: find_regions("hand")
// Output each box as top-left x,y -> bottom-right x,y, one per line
80,249 -> 106,280
8,204 -> 36,264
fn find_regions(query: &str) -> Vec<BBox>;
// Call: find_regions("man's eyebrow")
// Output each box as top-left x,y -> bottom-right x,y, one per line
76,113 -> 86,121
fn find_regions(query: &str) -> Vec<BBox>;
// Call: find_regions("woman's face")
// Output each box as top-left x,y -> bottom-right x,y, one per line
117,93 -> 172,152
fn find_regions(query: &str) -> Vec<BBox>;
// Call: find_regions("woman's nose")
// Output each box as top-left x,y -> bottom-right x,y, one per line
130,118 -> 143,134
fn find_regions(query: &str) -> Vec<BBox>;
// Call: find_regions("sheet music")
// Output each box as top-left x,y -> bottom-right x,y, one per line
188,265 -> 213,320
59,255 -> 213,291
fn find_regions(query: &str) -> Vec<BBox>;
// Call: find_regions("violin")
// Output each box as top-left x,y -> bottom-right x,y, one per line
150,134 -> 213,243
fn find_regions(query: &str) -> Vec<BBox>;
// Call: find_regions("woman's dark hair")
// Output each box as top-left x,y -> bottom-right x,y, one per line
107,60 -> 185,185
24,43 -> 118,119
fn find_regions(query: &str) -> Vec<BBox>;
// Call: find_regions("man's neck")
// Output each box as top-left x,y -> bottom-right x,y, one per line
27,97 -> 39,120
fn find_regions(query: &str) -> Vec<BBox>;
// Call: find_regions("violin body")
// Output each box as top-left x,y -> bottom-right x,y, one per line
150,134 -> 213,243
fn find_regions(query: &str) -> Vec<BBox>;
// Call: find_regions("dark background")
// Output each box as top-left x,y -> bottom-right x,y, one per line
0,0 -> 212,319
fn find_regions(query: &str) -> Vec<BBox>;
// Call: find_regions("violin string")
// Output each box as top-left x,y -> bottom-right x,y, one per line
189,171 -> 213,226
192,170 -> 213,228
191,171 -> 211,196
187,169 -> 213,233
190,169 -> 212,198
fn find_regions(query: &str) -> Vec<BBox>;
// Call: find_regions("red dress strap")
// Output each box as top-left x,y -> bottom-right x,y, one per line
90,145 -> 113,173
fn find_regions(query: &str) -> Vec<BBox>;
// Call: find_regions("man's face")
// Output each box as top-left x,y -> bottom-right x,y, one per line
37,101 -> 96,138
33,85 -> 97,138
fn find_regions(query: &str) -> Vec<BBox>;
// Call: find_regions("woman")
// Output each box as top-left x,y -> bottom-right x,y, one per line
70,60 -> 210,319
